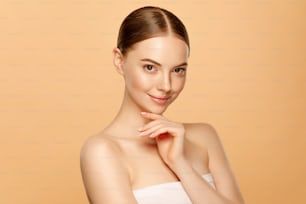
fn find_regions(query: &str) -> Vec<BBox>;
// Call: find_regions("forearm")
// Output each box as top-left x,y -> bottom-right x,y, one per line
171,159 -> 238,204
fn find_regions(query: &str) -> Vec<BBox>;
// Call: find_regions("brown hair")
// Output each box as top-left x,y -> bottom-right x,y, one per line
117,6 -> 190,55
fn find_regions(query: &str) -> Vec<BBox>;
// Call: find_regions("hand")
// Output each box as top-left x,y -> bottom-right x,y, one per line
138,112 -> 186,168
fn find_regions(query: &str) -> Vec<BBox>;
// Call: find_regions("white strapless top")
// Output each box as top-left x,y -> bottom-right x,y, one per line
133,174 -> 215,204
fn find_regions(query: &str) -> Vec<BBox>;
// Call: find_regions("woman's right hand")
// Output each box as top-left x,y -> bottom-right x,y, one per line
138,112 -> 188,170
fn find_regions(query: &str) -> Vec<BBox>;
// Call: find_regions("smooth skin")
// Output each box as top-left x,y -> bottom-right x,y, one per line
80,35 -> 245,204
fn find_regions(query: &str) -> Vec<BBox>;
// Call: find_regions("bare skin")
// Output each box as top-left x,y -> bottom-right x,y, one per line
80,35 -> 245,204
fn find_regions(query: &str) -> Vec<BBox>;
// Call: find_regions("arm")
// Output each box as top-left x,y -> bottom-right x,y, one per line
139,113 -> 244,204
173,124 -> 245,204
80,136 -> 137,204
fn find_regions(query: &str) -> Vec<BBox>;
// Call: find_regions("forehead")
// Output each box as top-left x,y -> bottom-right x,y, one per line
125,36 -> 189,66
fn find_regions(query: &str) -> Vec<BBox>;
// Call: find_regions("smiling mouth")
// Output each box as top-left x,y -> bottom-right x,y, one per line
148,94 -> 171,105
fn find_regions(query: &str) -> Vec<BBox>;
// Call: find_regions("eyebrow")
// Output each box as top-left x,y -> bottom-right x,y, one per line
140,58 -> 188,68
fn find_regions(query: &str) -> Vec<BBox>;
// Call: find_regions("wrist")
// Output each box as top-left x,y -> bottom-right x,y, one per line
169,157 -> 194,177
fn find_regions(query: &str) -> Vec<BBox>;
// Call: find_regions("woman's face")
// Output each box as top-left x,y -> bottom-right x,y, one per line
118,35 -> 189,114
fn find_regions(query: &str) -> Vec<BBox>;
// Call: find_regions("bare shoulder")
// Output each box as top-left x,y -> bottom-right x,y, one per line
184,122 -> 227,167
80,132 -> 130,185
184,122 -> 220,150
80,133 -> 122,161
80,133 -> 135,203
80,132 -> 129,181
185,123 -> 245,203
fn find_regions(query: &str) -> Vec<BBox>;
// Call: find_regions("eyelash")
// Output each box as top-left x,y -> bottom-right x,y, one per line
143,64 -> 155,72
143,64 -> 186,75
173,68 -> 186,75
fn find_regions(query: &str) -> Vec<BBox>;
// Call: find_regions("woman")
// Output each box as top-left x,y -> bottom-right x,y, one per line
80,6 -> 244,204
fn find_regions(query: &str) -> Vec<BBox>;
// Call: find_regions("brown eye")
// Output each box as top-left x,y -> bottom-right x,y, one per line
144,65 -> 155,72
174,68 -> 186,75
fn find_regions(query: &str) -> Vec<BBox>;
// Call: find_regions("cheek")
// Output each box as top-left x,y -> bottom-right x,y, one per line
126,69 -> 152,90
172,77 -> 186,92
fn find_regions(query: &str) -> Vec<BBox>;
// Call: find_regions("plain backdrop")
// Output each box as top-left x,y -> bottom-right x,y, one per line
1,1 -> 305,203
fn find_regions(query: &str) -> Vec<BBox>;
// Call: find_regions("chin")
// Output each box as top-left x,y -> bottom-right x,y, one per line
144,105 -> 169,115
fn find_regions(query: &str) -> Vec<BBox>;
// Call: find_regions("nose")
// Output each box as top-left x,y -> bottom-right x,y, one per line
157,73 -> 171,93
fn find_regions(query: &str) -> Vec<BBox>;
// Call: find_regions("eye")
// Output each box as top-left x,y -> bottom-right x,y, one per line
144,64 -> 155,72
173,67 -> 186,75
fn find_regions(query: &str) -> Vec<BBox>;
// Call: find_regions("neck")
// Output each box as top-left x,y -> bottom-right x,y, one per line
115,103 -> 149,130
105,91 -> 152,139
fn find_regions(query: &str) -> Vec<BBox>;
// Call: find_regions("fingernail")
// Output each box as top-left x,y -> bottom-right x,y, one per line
138,127 -> 143,131
140,112 -> 146,115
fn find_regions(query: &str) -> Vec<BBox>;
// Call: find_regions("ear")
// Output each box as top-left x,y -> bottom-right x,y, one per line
113,48 -> 125,75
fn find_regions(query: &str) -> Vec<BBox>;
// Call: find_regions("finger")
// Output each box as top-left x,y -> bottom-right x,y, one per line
138,119 -> 166,132
151,124 -> 184,139
149,126 -> 175,138
140,112 -> 164,120
139,123 -> 164,137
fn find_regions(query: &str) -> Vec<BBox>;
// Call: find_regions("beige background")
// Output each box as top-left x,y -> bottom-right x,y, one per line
1,1 -> 305,203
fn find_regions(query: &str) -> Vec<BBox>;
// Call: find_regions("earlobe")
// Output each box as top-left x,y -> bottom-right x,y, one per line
113,48 -> 124,75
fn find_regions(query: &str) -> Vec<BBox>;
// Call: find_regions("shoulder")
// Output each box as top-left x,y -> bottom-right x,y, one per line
184,122 -> 220,150
80,134 -> 126,176
184,122 -> 218,136
80,133 -> 134,203
185,123 -> 245,203
80,133 -> 126,173
80,132 -> 131,183
80,133 -> 122,160
80,133 -> 129,173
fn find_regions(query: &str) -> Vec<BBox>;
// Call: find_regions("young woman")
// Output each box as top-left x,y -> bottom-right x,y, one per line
80,6 -> 245,204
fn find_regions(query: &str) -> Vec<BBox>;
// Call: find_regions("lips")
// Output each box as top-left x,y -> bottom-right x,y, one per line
148,94 -> 171,105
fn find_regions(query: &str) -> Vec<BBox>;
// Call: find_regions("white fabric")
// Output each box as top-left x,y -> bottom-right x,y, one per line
133,174 -> 215,204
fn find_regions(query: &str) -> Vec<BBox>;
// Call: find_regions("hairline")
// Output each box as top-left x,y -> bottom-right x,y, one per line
122,32 -> 189,57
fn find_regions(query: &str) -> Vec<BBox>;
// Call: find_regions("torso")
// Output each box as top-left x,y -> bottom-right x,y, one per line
96,123 -> 211,190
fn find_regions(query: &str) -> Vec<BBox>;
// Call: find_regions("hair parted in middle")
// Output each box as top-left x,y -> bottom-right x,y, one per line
117,6 -> 190,55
